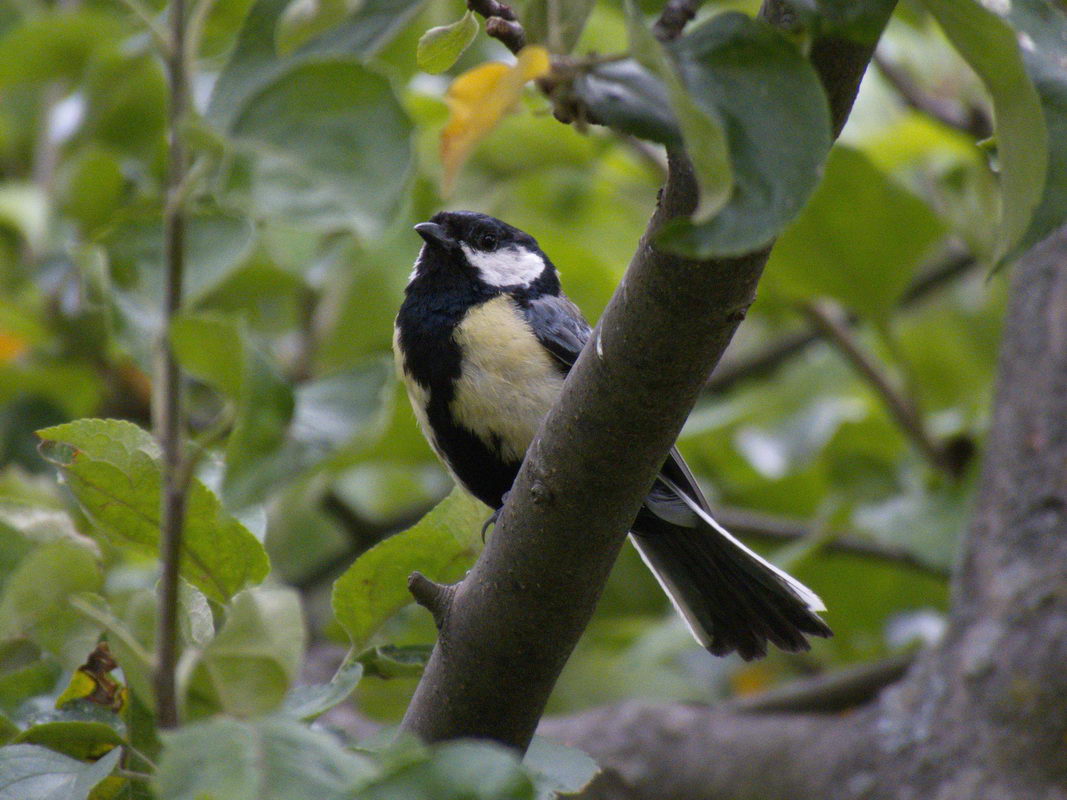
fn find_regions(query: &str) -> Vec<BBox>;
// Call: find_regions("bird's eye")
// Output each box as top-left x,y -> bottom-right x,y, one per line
478,232 -> 497,250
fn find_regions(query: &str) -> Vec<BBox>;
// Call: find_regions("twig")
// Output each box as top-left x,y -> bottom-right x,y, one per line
714,506 -> 949,578
704,249 -> 977,394
725,651 -> 916,714
153,0 -> 190,731
654,0 -> 701,42
874,54 -> 992,139
468,0 -> 526,54
802,299 -> 960,478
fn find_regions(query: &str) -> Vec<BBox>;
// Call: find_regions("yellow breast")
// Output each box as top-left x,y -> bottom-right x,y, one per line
451,295 -> 565,462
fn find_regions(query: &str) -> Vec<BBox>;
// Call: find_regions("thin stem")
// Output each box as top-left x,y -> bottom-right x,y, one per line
714,506 -> 948,578
803,299 -> 959,477
153,0 -> 189,730
873,53 -> 991,139
704,249 -> 977,395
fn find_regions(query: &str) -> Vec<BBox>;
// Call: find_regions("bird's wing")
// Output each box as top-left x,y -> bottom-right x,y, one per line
519,293 -> 592,369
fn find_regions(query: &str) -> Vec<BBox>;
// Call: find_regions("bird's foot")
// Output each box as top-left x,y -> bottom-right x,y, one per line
481,491 -> 511,541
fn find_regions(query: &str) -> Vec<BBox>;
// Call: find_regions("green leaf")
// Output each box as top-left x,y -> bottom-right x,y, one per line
332,488 -> 486,646
524,0 -> 595,54
0,744 -> 120,800
104,212 -> 257,309
625,0 -> 731,223
357,644 -> 432,678
276,0 -> 358,56
1004,0 -> 1067,256
0,10 -> 125,90
231,59 -> 413,236
209,0 -> 427,129
0,713 -> 17,745
657,12 -> 833,257
417,11 -> 479,74
170,313 -> 295,509
182,587 -> 306,718
37,419 -> 270,603
766,146 -> 946,319
280,660 -> 363,720
573,59 -> 682,146
156,717 -> 376,800
0,541 -> 102,667
358,741 -> 534,799
0,184 -> 48,251
524,737 -> 600,800
920,0 -> 1047,262
14,721 -> 125,762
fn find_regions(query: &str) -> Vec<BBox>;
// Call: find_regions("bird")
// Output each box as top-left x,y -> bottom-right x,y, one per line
393,210 -> 832,660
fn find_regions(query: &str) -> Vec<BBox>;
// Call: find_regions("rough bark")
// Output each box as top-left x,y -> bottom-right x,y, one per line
541,224 -> 1067,800
400,1 -> 891,750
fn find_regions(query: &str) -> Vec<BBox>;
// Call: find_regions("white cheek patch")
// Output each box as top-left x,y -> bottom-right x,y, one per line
461,244 -> 546,287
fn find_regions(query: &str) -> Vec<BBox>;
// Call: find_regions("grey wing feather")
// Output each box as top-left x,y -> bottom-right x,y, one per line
520,293 -> 591,369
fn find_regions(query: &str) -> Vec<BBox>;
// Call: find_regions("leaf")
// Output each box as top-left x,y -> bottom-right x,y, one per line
440,46 -> 551,195
523,0 -> 595,54
209,0 -> 427,129
357,644 -> 432,678
418,11 -> 479,74
657,12 -> 833,257
1003,0 -> 1067,256
573,58 -> 683,146
919,0 -> 1047,262
276,0 -> 359,56
104,212 -> 257,309
170,313 -> 294,509
231,59 -> 413,236
37,419 -> 270,604
524,737 -> 600,800
766,146 -> 946,319
155,717 -> 376,800
182,587 -> 306,718
14,722 -> 125,761
777,0 -> 896,43
624,0 -> 731,222
0,541 -> 102,667
0,744 -> 120,800
68,595 -> 154,706
332,488 -> 486,646
280,660 -> 363,720
0,10 -> 125,90
0,184 -> 48,251
358,741 -> 534,799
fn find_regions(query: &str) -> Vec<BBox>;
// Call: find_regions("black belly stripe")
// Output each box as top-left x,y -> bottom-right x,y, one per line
396,264 -> 522,509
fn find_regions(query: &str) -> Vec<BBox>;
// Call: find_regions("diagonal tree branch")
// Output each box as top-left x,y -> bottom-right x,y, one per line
543,221 -> 1067,800
399,0 -> 895,751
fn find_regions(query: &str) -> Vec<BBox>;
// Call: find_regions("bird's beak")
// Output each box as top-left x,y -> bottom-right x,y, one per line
414,222 -> 455,250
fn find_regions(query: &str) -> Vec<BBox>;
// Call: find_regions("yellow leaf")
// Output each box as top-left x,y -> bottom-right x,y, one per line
0,331 -> 28,362
55,669 -> 98,709
440,45 -> 551,195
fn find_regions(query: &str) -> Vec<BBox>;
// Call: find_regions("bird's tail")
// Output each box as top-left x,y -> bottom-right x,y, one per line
631,474 -> 831,661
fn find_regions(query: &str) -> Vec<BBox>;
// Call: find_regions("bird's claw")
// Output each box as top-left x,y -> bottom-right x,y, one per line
481,491 -> 511,542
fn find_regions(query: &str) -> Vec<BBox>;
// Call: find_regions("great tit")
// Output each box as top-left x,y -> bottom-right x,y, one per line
394,210 -> 831,660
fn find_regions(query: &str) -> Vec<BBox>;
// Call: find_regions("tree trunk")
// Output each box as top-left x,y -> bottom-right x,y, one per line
542,224 -> 1067,800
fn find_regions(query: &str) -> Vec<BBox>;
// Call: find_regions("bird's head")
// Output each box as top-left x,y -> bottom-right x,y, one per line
411,211 -> 559,294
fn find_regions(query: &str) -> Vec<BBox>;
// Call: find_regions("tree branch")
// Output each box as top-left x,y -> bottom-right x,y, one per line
802,299 -> 964,477
153,0 -> 190,730
874,53 -> 992,139
542,225 -> 1067,800
703,248 -> 976,394
399,2 -> 893,751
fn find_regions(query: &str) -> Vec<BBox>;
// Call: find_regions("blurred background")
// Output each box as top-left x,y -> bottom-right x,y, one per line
0,0 -> 1004,728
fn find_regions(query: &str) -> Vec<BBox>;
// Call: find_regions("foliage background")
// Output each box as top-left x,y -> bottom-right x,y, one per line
0,0 -> 1060,795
